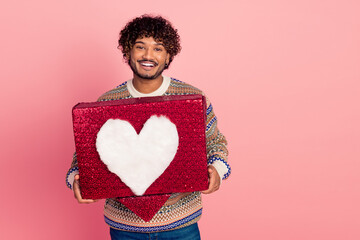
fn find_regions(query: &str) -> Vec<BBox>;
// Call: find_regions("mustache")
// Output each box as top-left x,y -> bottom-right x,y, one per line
137,59 -> 158,66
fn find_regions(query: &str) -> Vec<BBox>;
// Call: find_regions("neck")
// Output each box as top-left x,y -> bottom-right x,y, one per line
132,75 -> 164,94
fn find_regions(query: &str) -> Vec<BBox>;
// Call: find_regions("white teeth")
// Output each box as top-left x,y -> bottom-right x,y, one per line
141,63 -> 154,67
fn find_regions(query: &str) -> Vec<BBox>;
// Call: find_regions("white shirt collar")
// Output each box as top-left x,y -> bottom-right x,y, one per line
127,75 -> 171,98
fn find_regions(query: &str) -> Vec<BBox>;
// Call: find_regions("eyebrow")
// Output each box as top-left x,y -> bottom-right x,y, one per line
134,41 -> 164,46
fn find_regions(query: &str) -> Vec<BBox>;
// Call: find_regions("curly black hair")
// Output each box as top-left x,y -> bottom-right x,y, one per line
118,15 -> 181,69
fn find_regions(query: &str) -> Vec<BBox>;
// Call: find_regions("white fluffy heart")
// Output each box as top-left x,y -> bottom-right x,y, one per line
96,115 -> 179,196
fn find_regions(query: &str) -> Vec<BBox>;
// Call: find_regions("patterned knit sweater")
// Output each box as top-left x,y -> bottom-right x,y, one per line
66,76 -> 231,232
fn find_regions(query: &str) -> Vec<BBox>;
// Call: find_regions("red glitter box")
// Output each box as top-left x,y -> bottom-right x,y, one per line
72,94 -> 209,201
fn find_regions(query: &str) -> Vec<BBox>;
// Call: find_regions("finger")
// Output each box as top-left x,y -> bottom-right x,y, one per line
73,175 -> 98,203
202,170 -> 216,194
79,199 -> 99,204
73,178 -> 82,201
201,184 -> 214,194
74,186 -> 98,203
202,166 -> 221,194
201,188 -> 213,194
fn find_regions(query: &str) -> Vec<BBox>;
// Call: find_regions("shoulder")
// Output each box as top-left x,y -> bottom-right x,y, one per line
166,77 -> 214,109
166,77 -> 205,96
96,81 -> 131,101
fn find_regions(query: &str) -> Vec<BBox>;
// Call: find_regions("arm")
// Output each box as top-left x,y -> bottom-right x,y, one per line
202,98 -> 231,194
65,152 -> 79,190
65,153 -> 97,203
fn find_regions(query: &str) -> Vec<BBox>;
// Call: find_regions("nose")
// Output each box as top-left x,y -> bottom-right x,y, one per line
142,48 -> 154,60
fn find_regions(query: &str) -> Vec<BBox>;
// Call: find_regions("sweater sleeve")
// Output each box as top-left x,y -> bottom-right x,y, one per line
205,97 -> 231,180
65,152 -> 79,190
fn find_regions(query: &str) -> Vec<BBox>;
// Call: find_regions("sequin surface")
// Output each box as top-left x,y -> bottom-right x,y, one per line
72,95 -> 208,199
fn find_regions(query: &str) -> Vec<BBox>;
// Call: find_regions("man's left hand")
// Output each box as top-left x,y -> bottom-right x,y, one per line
201,165 -> 220,194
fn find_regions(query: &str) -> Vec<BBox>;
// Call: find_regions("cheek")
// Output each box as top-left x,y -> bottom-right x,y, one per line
129,54 -> 141,65
129,49 -> 140,59
157,53 -> 169,63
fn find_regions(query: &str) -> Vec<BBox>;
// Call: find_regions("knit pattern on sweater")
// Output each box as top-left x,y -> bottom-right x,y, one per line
66,78 -> 230,232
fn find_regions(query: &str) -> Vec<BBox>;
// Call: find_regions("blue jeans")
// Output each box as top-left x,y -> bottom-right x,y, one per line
110,223 -> 201,240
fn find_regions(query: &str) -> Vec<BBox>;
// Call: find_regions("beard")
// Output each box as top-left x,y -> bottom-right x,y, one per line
129,58 -> 166,80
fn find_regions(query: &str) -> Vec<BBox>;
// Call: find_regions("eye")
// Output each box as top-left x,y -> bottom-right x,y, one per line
136,45 -> 144,50
154,47 -> 163,52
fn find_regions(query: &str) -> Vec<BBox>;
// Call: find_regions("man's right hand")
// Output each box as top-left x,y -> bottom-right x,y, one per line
73,174 -> 98,204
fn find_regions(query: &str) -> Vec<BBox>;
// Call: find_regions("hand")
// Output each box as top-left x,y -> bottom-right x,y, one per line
201,165 -> 220,194
73,174 -> 98,204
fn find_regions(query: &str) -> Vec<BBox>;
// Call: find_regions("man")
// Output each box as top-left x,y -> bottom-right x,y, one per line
66,15 -> 231,239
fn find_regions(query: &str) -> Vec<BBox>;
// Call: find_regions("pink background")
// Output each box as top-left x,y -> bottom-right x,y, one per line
1,0 -> 359,239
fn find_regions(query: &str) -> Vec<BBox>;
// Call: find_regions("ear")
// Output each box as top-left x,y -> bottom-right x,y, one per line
124,53 -> 130,61
165,53 -> 170,65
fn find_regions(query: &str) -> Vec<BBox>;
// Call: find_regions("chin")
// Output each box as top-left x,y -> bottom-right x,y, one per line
134,69 -> 164,80
137,73 -> 158,80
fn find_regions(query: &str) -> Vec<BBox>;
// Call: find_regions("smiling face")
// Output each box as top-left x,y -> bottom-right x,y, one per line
128,37 -> 170,81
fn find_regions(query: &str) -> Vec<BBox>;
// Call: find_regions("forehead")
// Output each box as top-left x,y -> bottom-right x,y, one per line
134,36 -> 164,45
